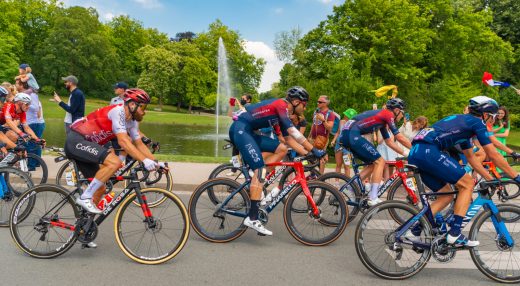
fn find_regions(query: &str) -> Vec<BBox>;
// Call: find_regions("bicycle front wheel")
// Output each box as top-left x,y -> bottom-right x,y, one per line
283,181 -> 348,246
469,204 -> 520,283
355,201 -> 431,280
0,167 -> 34,226
114,188 -> 189,265
10,184 -> 80,259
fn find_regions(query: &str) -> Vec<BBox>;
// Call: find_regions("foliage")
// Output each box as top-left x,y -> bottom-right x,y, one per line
273,27 -> 302,63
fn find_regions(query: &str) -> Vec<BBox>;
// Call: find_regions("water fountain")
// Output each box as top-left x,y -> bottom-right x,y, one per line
215,37 -> 233,157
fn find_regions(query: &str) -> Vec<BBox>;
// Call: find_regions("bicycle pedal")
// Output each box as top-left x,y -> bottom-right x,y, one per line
257,232 -> 266,236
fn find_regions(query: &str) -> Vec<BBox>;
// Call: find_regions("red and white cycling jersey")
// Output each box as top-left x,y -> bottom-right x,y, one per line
70,104 -> 140,145
0,102 -> 26,125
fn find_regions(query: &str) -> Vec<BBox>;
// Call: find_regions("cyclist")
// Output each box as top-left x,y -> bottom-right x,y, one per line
339,98 -> 412,206
66,88 -> 164,214
408,96 -> 520,246
0,93 -> 40,148
228,86 -> 326,235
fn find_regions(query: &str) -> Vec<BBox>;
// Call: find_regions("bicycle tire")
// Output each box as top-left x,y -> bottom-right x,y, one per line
128,169 -> 173,207
355,200 -> 432,280
469,204 -> 520,283
0,167 -> 34,226
189,178 -> 250,243
114,188 -> 189,264
55,160 -> 88,190
10,153 -> 48,184
318,172 -> 361,222
385,177 -> 421,223
283,181 -> 348,246
208,163 -> 245,181
10,184 -> 80,259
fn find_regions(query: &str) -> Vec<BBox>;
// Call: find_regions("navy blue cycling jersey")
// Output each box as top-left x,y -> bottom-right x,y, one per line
412,114 -> 492,150
237,98 -> 294,136
345,109 -> 399,139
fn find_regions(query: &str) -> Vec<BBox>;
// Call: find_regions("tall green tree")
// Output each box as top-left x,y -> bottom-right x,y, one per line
0,0 -> 23,81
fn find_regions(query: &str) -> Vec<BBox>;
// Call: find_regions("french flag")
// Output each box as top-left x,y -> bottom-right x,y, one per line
482,71 -> 511,87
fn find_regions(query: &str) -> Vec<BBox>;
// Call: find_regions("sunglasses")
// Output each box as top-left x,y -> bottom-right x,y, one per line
317,101 -> 326,104
138,104 -> 148,111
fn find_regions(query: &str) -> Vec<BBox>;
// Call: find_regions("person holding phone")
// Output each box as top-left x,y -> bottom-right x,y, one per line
53,75 -> 85,134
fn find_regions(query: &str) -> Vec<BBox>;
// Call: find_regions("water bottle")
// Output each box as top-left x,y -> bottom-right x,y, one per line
231,155 -> 240,168
97,192 -> 115,210
342,153 -> 351,166
261,187 -> 280,206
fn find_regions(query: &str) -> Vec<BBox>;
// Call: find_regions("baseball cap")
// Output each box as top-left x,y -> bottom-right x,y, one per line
61,75 -> 78,85
113,82 -> 129,89
19,63 -> 29,69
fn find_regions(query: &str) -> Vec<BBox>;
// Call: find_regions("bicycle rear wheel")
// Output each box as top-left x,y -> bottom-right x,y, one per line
0,167 -> 34,226
10,184 -> 80,259
208,163 -> 246,184
11,153 -> 48,184
355,201 -> 431,280
318,172 -> 361,222
114,188 -> 189,265
469,204 -> 520,283
189,178 -> 250,243
283,181 -> 348,246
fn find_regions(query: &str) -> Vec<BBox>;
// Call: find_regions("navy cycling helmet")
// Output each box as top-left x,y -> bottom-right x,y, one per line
0,86 -> 8,98
386,98 -> 406,110
286,86 -> 309,102
468,96 -> 499,116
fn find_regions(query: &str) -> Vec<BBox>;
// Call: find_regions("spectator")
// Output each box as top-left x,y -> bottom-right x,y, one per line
15,64 -> 39,92
309,95 -> 335,174
331,108 -> 357,177
24,81 -> 45,171
53,75 -> 85,134
1,82 -> 15,103
398,115 -> 428,153
110,82 -> 129,105
493,106 -> 510,156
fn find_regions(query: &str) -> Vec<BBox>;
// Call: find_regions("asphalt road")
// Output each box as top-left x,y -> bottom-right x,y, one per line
0,192 -> 503,286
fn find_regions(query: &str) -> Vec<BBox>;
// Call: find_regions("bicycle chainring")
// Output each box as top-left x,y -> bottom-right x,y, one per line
431,236 -> 456,263
258,208 -> 268,224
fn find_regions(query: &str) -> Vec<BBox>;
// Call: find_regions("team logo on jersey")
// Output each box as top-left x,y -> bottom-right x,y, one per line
76,143 -> 99,155
86,130 -> 113,144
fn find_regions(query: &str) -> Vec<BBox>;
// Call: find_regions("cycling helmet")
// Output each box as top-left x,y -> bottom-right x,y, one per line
0,86 -> 8,97
124,88 -> 151,104
386,98 -> 406,110
286,86 -> 309,102
468,96 -> 499,115
13,93 -> 31,104
343,108 -> 358,119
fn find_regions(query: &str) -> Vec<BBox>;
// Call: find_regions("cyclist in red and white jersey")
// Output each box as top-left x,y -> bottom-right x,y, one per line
65,88 -> 164,214
0,93 -> 41,147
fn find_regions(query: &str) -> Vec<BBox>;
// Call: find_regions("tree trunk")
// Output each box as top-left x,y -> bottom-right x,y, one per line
188,104 -> 192,113
177,101 -> 181,112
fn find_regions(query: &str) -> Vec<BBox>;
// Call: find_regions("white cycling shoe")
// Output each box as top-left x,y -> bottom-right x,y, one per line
76,197 -> 102,214
243,217 -> 272,236
367,197 -> 383,207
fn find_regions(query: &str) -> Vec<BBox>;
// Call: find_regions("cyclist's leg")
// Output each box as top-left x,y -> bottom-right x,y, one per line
4,129 -> 18,143
255,133 -> 286,172
348,132 -> 383,200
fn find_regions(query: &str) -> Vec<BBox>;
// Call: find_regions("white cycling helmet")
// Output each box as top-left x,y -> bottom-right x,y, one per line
14,93 -> 31,104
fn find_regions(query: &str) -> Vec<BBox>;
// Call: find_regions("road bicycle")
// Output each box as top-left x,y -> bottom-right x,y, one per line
189,154 -> 347,246
10,164 -> 189,264
1,138 -> 47,184
354,164 -> 520,283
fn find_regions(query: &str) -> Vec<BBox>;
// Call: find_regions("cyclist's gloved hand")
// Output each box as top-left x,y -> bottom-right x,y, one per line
510,151 -> 520,160
19,132 -> 31,142
514,175 -> 520,185
311,147 -> 326,158
158,162 -> 167,169
143,158 -> 158,171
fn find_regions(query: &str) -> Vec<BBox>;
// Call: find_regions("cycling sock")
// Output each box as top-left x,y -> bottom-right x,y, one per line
369,183 -> 380,200
249,200 -> 260,220
81,178 -> 104,200
448,215 -> 464,237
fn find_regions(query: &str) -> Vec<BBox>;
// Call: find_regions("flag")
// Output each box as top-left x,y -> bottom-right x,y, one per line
372,85 -> 398,98
482,71 -> 511,87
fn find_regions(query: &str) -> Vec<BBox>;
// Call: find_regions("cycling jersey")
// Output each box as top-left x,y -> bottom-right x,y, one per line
237,98 -> 294,136
345,109 -> 399,139
70,104 -> 140,145
411,114 -> 492,150
0,102 -> 26,125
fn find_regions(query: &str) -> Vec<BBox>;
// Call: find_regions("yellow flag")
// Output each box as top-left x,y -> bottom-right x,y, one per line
372,85 -> 398,98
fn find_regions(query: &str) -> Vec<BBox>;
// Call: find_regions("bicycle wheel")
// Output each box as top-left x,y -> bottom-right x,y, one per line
0,167 -> 34,226
189,178 -> 250,243
10,184 -> 80,259
208,163 -> 246,184
355,201 -> 432,280
10,153 -> 48,184
55,160 -> 83,190
114,187 -> 189,264
385,177 -> 421,223
279,166 -> 320,207
318,172 -> 361,221
283,181 -> 348,246
469,204 -> 520,283
123,167 -> 173,207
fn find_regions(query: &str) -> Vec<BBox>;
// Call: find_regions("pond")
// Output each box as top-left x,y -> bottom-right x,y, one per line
43,119 -> 232,157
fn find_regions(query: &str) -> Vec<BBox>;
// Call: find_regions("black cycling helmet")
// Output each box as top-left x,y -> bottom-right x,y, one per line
386,98 -> 406,110
468,96 -> 499,116
286,86 -> 309,102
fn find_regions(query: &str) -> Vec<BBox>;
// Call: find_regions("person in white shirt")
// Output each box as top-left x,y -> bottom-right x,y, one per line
110,82 -> 128,105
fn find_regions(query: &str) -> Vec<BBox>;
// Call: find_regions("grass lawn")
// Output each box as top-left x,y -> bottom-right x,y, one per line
40,94 -> 229,126
508,129 -> 520,148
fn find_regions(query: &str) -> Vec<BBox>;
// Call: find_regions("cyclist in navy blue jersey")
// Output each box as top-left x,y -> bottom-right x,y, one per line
340,98 -> 412,206
408,96 -> 520,247
229,86 -> 326,235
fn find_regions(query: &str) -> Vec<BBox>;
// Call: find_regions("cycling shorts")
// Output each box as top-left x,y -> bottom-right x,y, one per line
408,142 -> 466,192
64,131 -> 110,178
229,119 -> 280,170
339,129 -> 380,163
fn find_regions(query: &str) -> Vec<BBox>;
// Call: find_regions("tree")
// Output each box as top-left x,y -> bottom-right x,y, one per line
273,27 -> 302,63
0,0 -> 23,81
173,31 -> 196,42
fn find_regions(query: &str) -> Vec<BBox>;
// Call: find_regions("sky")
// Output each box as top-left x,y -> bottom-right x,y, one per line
61,0 -> 341,92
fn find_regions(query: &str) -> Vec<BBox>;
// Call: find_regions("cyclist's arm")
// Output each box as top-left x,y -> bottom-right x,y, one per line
22,124 -> 38,139
384,137 -> 405,156
116,133 -> 147,162
394,133 -> 412,149
462,148 -> 493,181
488,135 -> 514,154
129,121 -> 154,160
284,136 -> 307,155
133,138 -> 155,161
4,118 -> 22,135
482,143 -> 519,179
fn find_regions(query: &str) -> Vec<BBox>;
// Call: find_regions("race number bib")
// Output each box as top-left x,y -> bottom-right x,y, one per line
413,128 -> 434,141
342,120 -> 356,131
